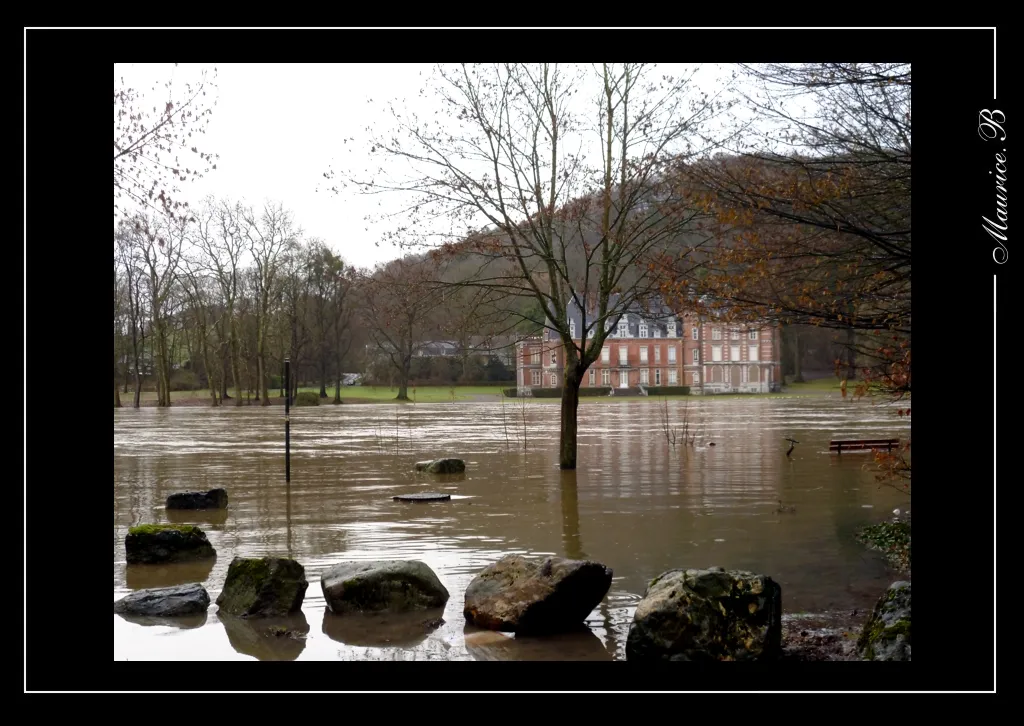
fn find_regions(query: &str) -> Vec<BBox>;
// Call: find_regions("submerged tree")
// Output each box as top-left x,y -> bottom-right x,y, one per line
327,63 -> 734,468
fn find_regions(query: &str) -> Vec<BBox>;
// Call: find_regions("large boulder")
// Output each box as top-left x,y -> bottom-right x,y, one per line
414,458 -> 465,474
858,581 -> 911,661
626,566 -> 782,661
113,583 -> 210,617
124,524 -> 216,564
215,557 -> 309,617
166,488 -> 228,510
463,555 -> 613,634
320,560 -> 449,615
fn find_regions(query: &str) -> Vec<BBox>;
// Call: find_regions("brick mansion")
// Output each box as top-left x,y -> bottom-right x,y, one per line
515,299 -> 782,396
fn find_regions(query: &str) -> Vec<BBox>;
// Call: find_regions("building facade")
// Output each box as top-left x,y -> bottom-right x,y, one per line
515,303 -> 782,396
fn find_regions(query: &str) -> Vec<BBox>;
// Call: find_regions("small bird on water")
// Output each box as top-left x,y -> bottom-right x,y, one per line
785,438 -> 800,457
775,500 -> 796,514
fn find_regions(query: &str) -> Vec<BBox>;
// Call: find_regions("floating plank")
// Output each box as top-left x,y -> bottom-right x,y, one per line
392,493 -> 451,502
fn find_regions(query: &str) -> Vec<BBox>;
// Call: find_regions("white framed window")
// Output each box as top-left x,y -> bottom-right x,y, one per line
692,326 -> 699,340
749,330 -> 758,341
601,369 -> 610,386
617,318 -> 629,337
692,348 -> 699,363
655,346 -> 661,363
551,373 -> 559,387
531,369 -> 541,385
731,345 -> 740,362
731,329 -> 740,340
550,350 -> 557,364
711,328 -> 722,340
570,320 -> 576,338
619,346 -> 628,365
601,347 -> 610,363
588,368 -> 596,385
653,328 -> 661,338
530,348 -> 540,364
668,347 -> 676,363
640,368 -> 649,384
639,321 -> 648,338
655,369 -> 662,385
748,345 -> 759,362
668,369 -> 678,385
712,345 -> 723,362
639,346 -> 648,363
667,322 -> 677,337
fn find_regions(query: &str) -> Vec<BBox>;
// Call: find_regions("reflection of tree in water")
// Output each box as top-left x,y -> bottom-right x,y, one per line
220,611 -> 310,661
560,471 -> 585,561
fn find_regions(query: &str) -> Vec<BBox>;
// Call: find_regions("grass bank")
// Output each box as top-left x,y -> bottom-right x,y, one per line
116,376 -> 848,407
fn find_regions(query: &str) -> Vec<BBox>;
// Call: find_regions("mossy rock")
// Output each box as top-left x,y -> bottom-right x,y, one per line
464,555 -> 613,634
166,488 -> 228,510
320,560 -> 449,615
626,566 -> 782,661
857,581 -> 911,661
216,557 -> 309,617
125,524 -> 216,565
414,458 -> 466,474
113,583 -> 210,617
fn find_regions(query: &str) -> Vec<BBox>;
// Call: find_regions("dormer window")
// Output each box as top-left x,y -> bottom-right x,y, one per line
638,321 -> 648,338
667,322 -> 676,337
617,318 -> 629,337
570,320 -> 576,339
653,328 -> 661,338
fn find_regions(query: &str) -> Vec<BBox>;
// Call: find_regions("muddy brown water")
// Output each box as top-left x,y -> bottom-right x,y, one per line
113,396 -> 910,661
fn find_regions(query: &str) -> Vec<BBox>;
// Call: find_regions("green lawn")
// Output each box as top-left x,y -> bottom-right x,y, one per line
118,378 -> 845,406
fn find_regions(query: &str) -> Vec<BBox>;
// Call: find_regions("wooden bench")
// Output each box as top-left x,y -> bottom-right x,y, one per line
829,438 -> 900,454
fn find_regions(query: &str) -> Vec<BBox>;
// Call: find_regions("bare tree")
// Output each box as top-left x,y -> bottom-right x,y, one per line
359,257 -> 439,401
192,198 -> 247,405
138,216 -> 185,406
240,202 -> 294,405
114,64 -> 218,226
328,63 -> 732,468
116,224 -> 148,408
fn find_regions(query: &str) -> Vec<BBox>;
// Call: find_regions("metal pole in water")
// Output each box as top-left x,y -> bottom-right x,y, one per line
285,357 -> 291,482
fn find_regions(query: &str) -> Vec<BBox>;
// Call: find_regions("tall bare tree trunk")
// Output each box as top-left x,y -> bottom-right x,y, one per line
792,328 -> 805,383
559,366 -> 582,470
230,325 -> 243,406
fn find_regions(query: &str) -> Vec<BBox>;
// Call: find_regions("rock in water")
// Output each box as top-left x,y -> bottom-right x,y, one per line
414,458 -> 466,474
463,555 -> 613,634
320,560 -> 449,614
125,524 -> 217,564
113,583 -> 210,617
626,567 -> 782,661
166,488 -> 229,510
216,557 -> 309,617
858,581 -> 911,661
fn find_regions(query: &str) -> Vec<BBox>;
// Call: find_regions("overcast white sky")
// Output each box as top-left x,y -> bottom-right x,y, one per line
116,63 -> 747,269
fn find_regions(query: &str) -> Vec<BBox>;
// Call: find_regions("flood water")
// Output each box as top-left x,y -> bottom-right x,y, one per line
113,395 -> 910,661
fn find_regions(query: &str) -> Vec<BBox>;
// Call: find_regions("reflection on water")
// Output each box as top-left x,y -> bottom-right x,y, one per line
116,612 -> 208,630
322,608 -> 445,647
124,560 -> 216,590
114,397 -> 909,661
220,612 -> 311,661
